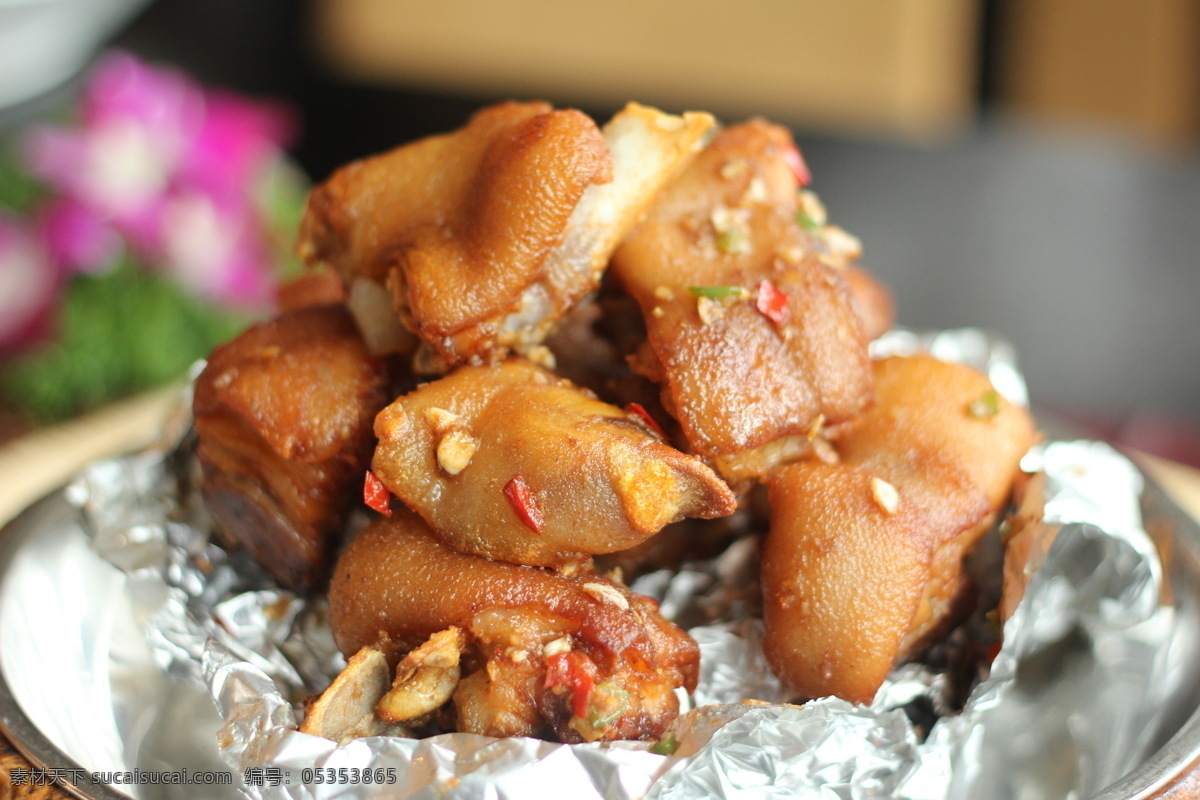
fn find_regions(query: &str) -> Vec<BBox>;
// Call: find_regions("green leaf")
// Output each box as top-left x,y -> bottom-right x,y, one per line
0,142 -> 48,212
585,682 -> 630,730
1,263 -> 247,422
256,158 -> 312,279
651,732 -> 679,756
967,389 -> 1001,419
686,285 -> 750,300
715,225 -> 750,255
795,210 -> 822,234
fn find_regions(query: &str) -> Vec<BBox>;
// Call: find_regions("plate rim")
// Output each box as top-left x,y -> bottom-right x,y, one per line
0,489 -> 136,800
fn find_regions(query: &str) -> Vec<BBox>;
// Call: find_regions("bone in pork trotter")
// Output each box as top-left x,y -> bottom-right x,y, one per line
298,101 -> 713,371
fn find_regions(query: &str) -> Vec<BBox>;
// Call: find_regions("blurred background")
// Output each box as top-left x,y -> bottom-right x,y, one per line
1,0 -> 1198,465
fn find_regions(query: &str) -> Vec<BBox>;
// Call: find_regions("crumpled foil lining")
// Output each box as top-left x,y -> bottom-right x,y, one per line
64,328 -> 1199,799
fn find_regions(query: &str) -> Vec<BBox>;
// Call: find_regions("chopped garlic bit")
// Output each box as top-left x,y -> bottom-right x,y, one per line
744,176 -> 768,204
377,628 -> 466,724
710,205 -> 752,255
797,189 -> 828,227
437,429 -> 479,475
581,582 -> 631,610
654,114 -> 686,131
425,406 -> 461,433
653,285 -> 675,301
652,306 -> 666,318
778,245 -> 805,266
696,296 -> 726,325
720,158 -> 749,180
871,477 -> 899,515
813,438 -> 839,465
556,561 -> 583,578
806,413 -> 826,441
821,225 -> 863,260
543,637 -> 572,657
525,345 -> 557,370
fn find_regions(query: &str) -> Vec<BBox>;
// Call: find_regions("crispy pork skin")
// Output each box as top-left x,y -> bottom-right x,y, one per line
371,359 -> 735,567
194,305 -> 389,592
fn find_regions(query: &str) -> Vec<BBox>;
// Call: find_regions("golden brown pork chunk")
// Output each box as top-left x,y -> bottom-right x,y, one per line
762,354 -> 1036,703
194,305 -> 390,593
763,461 -> 934,705
327,511 -> 699,743
998,471 -> 1054,624
298,101 -> 713,371
298,101 -> 608,367
844,264 -> 894,341
609,121 -> 874,484
371,359 -> 735,567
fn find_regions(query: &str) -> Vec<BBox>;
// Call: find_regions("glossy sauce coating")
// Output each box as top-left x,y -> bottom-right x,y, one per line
371,359 -> 736,566
764,461 -> 932,705
193,305 -> 389,592
610,121 -> 872,475
762,354 -> 1036,702
298,101 -> 612,366
843,264 -> 894,341
328,511 -> 699,741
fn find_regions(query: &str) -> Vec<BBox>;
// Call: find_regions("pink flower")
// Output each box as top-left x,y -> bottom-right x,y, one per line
20,51 -> 294,309
158,190 -> 275,309
182,90 -> 295,201
0,214 -> 63,352
25,52 -> 199,222
37,198 -> 123,274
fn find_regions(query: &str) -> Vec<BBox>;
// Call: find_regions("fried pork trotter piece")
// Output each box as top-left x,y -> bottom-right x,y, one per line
762,354 -> 1036,703
609,121 -> 873,483
371,359 -> 735,567
328,512 -> 700,742
844,264 -> 894,341
298,101 -> 713,370
763,461 -> 934,705
998,470 -> 1053,624
790,187 -> 894,341
277,268 -> 346,312
194,305 -> 390,593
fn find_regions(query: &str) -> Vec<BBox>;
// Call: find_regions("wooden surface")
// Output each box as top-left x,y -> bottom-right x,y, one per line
999,0 -> 1200,147
0,736 -> 62,799
0,388 -> 181,528
0,392 -> 1197,798
314,0 -> 980,140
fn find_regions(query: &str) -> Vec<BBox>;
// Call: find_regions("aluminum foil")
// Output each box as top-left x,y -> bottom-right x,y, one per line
57,330 -> 1200,799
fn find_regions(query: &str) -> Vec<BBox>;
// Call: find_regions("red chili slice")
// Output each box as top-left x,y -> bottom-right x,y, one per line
784,144 -> 811,187
544,652 -> 598,718
363,470 -> 392,517
503,474 -> 543,533
625,402 -> 667,439
756,279 -> 790,326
